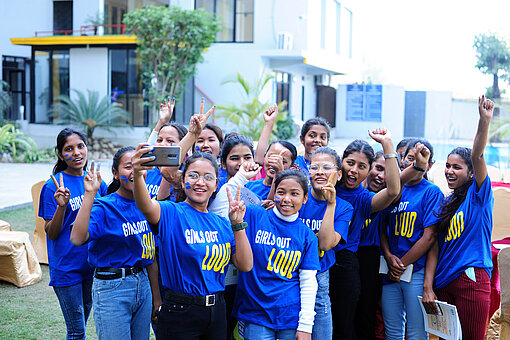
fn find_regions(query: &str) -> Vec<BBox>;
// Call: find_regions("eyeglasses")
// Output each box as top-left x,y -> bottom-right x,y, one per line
185,171 -> 217,184
309,163 -> 337,172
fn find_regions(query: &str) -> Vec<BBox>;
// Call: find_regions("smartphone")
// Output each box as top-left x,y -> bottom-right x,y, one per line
141,146 -> 181,167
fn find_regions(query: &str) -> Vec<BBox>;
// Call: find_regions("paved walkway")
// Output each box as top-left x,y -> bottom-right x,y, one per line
0,138 -> 353,212
0,162 -> 113,212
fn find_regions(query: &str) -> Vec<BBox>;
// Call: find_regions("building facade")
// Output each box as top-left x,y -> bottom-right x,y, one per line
2,0 -> 355,146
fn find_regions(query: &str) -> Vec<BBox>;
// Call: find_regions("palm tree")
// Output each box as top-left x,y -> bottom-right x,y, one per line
51,89 -> 131,139
216,72 -> 290,140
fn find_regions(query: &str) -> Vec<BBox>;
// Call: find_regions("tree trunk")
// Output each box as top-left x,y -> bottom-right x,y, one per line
493,72 -> 500,117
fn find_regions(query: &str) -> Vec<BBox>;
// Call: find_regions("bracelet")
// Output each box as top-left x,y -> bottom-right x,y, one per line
231,221 -> 248,232
384,153 -> 398,159
412,162 -> 426,172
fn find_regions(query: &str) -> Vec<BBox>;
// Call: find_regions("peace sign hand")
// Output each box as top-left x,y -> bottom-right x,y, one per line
83,161 -> 102,194
227,185 -> 246,225
51,173 -> 71,207
189,98 -> 216,137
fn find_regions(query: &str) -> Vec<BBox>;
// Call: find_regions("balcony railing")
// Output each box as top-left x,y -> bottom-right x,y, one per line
35,24 -> 127,37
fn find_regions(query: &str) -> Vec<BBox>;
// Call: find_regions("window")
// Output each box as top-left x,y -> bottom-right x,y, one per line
32,49 -> 69,123
53,1 -> 73,34
276,72 -> 291,113
196,0 -> 254,42
345,84 -> 382,122
109,48 -> 147,127
2,56 -> 30,121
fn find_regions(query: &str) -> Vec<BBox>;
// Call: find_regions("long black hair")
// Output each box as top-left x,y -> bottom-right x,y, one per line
274,169 -> 309,195
53,128 -> 88,175
159,122 -> 187,141
175,152 -> 219,203
266,140 -> 298,165
220,134 -> 255,167
300,117 -> 331,140
435,147 -> 473,234
311,146 -> 342,169
107,146 -> 136,195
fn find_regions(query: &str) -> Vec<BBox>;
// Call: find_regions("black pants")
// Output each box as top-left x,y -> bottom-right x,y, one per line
156,292 -> 226,340
355,246 -> 383,340
330,249 -> 361,340
224,284 -> 237,340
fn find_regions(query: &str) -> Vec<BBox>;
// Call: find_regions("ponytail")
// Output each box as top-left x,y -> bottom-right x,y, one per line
107,146 -> 136,194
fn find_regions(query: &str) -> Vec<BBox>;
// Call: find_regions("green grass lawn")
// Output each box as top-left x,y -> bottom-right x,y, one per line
0,206 -> 98,339
1,206 -> 167,339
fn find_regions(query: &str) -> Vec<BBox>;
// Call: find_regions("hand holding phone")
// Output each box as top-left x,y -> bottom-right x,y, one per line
141,146 -> 181,167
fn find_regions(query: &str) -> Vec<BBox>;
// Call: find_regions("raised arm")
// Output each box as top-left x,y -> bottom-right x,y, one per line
132,143 -> 161,225
472,95 -> 494,189
255,104 -> 278,165
158,103 -> 215,198
318,172 -> 342,251
148,97 -> 175,145
227,185 -> 253,272
370,128 -> 400,212
44,174 -> 71,241
70,162 -> 101,245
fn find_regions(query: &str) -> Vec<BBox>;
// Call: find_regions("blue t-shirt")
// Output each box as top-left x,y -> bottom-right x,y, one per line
299,188 -> 353,273
434,176 -> 494,289
157,201 -> 236,296
334,185 -> 375,253
246,178 -> 271,200
295,155 -> 310,178
87,192 -> 154,268
145,168 -> 162,199
218,167 -> 228,190
359,209 -> 386,248
233,206 -> 320,330
38,171 -> 107,287
386,179 -> 443,274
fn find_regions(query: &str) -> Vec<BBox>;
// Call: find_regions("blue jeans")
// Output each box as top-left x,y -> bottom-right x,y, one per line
92,270 -> 152,340
381,268 -> 428,340
238,321 -> 296,340
312,270 -> 332,340
53,278 -> 93,340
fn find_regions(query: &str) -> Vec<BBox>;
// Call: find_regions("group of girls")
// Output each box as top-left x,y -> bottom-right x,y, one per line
38,94 -> 495,340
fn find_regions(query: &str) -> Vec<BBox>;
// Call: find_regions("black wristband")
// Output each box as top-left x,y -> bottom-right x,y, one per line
413,162 -> 425,172
231,221 -> 248,232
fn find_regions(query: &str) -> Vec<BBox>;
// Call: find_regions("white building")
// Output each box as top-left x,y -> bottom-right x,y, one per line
1,0 -> 356,146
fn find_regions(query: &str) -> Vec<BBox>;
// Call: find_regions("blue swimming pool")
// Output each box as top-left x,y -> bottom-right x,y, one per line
432,142 -> 510,169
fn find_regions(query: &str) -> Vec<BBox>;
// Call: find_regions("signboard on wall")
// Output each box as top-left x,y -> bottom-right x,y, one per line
346,84 -> 382,121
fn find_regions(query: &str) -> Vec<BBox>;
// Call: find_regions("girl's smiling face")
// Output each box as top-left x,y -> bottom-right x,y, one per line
301,124 -> 329,158
342,151 -> 370,189
445,153 -> 472,189
222,144 -> 254,179
60,133 -> 87,174
156,125 -> 181,146
309,153 -> 341,194
275,178 -> 307,216
196,128 -> 221,158
182,159 -> 218,206
263,143 -> 293,179
366,156 -> 386,193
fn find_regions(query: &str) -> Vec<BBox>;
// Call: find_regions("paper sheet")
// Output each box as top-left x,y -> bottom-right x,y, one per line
418,296 -> 462,340
379,255 -> 413,282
